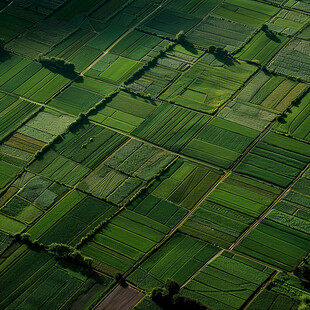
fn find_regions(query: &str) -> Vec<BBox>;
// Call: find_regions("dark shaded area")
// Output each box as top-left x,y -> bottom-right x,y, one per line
209,46 -> 235,66
266,31 -> 281,43
38,55 -> 83,81
262,24 -> 281,43
294,263 -> 310,289
0,38 -> 11,62
115,273 -> 128,287
151,280 -> 211,310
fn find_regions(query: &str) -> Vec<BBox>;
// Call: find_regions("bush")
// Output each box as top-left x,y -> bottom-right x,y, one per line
48,243 -> 93,268
115,273 -> 127,287
150,280 -> 211,310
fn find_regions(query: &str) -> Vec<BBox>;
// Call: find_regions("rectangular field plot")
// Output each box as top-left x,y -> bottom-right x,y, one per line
53,0 -> 104,21
166,0 -> 222,17
78,139 -> 176,205
161,53 -> 257,113
0,55 -> 71,103
110,30 -> 166,61
247,273 -> 309,310
27,190 -> 118,246
139,8 -> 201,39
267,9 -> 310,36
235,170 -> 310,271
29,123 -> 128,187
181,252 -> 274,310
127,63 -> 181,98
235,215 -> 310,271
235,31 -> 289,65
187,15 -> 255,51
0,248 -> 113,310
273,91 -> 310,142
133,102 -> 210,152
180,173 -> 281,248
218,100 -> 276,131
109,0 -> 160,28
0,94 -> 39,141
85,54 -> 143,85
235,71 -> 309,113
89,91 -> 159,133
268,39 -> 310,82
235,132 -> 310,187
128,233 -> 219,291
213,0 -> 280,27
80,209 -> 171,275
87,24 -> 127,51
0,108 -> 75,191
48,85 -> 104,115
181,118 -> 259,169
5,18 -> 77,59
149,158 -> 222,210
46,27 -> 97,61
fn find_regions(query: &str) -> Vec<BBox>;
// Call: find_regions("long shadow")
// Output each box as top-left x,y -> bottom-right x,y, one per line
41,64 -> 84,82
180,39 -> 198,55
0,50 -> 11,63
213,53 -> 235,66
265,31 -> 281,43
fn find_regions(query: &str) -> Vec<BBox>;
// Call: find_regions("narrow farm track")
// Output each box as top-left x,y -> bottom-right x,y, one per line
181,249 -> 225,288
81,0 -> 170,76
241,270 -> 280,310
230,161 -> 310,251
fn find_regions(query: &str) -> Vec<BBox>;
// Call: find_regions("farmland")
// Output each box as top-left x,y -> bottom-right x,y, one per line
0,0 -> 310,310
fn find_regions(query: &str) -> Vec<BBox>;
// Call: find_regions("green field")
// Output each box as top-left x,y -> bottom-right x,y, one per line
0,1 -> 310,309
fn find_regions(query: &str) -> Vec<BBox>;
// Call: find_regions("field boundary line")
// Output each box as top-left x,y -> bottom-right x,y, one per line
241,270 -> 280,310
81,0 -> 170,76
181,249 -> 225,288
230,161 -> 310,251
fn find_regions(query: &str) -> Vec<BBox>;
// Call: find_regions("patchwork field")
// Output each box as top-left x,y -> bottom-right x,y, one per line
0,0 -> 310,310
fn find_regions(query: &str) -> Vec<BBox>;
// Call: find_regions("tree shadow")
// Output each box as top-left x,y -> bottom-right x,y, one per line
0,50 -> 12,63
213,53 -> 235,66
43,65 -> 84,82
266,32 -> 281,43
181,40 -> 198,55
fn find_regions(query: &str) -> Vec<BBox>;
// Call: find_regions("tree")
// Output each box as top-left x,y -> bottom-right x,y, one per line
208,45 -> 216,54
299,295 -> 310,310
115,273 -> 127,287
295,263 -> 310,287
175,30 -> 185,43
165,280 -> 180,296
261,24 -> 269,33
150,280 -> 211,310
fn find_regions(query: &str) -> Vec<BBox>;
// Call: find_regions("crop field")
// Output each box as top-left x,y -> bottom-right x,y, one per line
213,0 -> 280,27
235,170 -> 310,271
235,132 -> 310,187
268,9 -> 310,35
161,53 -> 257,113
273,91 -> 310,142
181,118 -> 260,169
180,173 -> 282,247
128,232 -> 219,290
89,91 -> 159,133
268,39 -> 310,82
235,31 -> 289,65
0,0 -> 310,309
235,70 -> 309,113
181,251 -> 274,310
